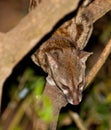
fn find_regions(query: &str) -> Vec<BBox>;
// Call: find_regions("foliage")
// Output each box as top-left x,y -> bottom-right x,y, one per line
0,66 -> 54,130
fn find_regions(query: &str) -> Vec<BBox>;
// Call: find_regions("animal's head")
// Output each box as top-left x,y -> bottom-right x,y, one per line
45,44 -> 91,105
32,37 -> 91,105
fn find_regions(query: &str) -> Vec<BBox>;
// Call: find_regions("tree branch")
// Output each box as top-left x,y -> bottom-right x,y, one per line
85,0 -> 111,23
86,39 -> 111,87
0,0 -> 80,107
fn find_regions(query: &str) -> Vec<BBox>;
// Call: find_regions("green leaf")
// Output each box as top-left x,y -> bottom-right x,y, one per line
37,96 -> 54,122
33,76 -> 45,95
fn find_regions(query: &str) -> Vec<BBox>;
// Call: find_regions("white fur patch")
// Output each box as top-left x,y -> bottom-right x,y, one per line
46,76 -> 56,86
63,89 -> 68,95
67,98 -> 74,105
79,96 -> 82,102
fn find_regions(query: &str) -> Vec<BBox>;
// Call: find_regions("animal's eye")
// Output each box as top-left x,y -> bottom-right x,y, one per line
78,81 -> 84,91
51,50 -> 59,59
61,84 -> 69,91
53,51 -> 59,58
51,48 -> 63,59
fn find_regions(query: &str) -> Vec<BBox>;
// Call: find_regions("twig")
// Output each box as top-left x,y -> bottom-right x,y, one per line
69,111 -> 87,130
86,39 -> 111,87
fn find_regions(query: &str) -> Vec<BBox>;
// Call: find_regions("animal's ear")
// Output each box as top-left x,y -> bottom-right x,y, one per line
31,53 -> 40,66
74,7 -> 93,50
79,51 -> 93,63
45,52 -> 59,69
